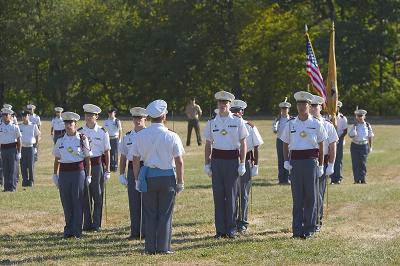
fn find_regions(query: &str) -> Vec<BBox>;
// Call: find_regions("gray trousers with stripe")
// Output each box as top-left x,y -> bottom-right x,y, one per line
211,158 -> 239,235
127,167 -> 144,237
290,159 -> 318,236
350,143 -> 369,182
235,161 -> 251,229
1,147 -> 17,191
83,164 -> 104,229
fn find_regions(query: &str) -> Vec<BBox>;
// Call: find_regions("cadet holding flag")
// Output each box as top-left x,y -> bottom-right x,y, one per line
131,100 -> 185,254
230,99 -> 263,233
272,98 -> 292,184
0,108 -> 21,192
79,104 -> 111,232
280,91 -> 327,239
53,112 -> 92,238
119,107 -> 147,240
204,91 -> 249,239
310,95 -> 338,232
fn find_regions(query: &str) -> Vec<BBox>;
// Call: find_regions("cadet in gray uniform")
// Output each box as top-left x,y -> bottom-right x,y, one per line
230,100 -> 263,233
131,100 -> 185,254
79,104 -> 111,232
272,98 -> 292,184
51,107 -> 65,144
204,91 -> 249,238
19,111 -> 41,187
348,109 -> 374,184
331,101 -> 348,184
119,107 -> 147,240
53,112 -> 92,238
0,108 -> 21,192
280,91 -> 327,239
104,107 -> 122,172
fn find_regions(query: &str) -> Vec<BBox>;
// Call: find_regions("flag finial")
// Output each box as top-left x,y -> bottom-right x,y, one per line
332,21 -> 335,31
284,97 -> 287,102
305,24 -> 308,33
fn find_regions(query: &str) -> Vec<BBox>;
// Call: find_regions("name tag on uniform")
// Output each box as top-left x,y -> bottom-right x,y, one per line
307,127 -> 316,129
95,137 -> 101,140
228,125 -> 237,128
127,142 -> 132,145
59,146 -> 64,149
212,129 -> 219,132
291,130 -> 296,133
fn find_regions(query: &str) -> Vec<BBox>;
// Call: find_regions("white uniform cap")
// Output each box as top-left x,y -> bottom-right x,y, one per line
130,107 -> 148,117
337,101 -> 343,108
311,95 -> 325,105
146,99 -> 168,118
278,97 -> 291,108
27,104 -> 36,110
231,99 -> 247,110
83,104 -> 102,114
294,91 -> 314,103
215,91 -> 235,102
61,112 -> 80,121
354,109 -> 367,116
1,108 -> 13,114
3,104 -> 12,109
54,107 -> 64,112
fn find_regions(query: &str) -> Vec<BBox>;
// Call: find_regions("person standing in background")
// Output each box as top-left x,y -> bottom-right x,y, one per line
185,97 -> 202,146
104,107 -> 122,172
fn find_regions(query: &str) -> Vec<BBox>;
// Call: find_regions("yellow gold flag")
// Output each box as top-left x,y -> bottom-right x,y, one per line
326,22 -> 338,127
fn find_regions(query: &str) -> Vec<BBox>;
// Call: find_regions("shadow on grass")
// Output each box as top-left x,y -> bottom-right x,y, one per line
252,179 -> 279,187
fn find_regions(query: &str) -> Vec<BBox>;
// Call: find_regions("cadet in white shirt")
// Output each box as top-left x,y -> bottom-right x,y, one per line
204,91 -> 249,239
131,100 -> 185,254
27,104 -> 41,162
280,91 -> 327,239
272,97 -> 293,184
310,95 -> 338,232
104,107 -> 122,172
53,112 -> 92,238
230,100 -> 263,233
19,111 -> 41,187
51,107 -> 65,144
348,109 -> 374,184
3,104 -> 18,125
78,104 -> 111,232
119,107 -> 147,240
331,101 -> 348,184
0,108 -> 21,192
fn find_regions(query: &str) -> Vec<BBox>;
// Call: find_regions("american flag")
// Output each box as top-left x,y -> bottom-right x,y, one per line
306,33 -> 326,99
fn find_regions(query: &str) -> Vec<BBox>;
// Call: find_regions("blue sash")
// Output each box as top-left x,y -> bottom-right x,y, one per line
137,166 -> 176,192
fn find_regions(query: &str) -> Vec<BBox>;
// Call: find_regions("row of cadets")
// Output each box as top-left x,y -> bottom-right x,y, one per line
230,99 -> 264,233
78,104 -> 111,232
280,91 -> 327,239
203,91 -> 249,239
119,107 -> 148,240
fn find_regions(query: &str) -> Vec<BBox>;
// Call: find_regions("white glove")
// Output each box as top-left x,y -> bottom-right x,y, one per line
284,161 -> 292,171
135,180 -> 140,191
119,174 -> 128,186
251,165 -> 259,177
34,148 -> 38,154
52,174 -> 59,188
238,163 -> 246,176
317,166 -> 324,178
104,171 -> 111,181
16,152 -> 21,160
204,164 -> 212,177
176,183 -> 184,194
369,146 -> 373,153
325,163 -> 334,176
86,176 -> 92,186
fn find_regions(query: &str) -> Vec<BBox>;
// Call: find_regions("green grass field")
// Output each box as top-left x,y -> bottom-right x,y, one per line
1,119 -> 399,265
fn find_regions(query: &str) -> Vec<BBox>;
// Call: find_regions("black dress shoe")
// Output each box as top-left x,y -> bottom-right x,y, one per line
93,227 -> 101,232
214,233 -> 224,239
304,232 -> 315,239
224,233 -> 237,239
361,180 -> 367,184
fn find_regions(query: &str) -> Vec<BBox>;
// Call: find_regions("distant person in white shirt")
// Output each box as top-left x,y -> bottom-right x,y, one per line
103,107 -> 122,172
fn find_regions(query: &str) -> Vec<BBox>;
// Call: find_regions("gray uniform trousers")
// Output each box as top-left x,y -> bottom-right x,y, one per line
290,159 -> 318,236
276,138 -> 289,183
59,169 -> 85,237
143,175 -> 176,253
331,136 -> 344,182
350,143 -> 369,183
316,163 -> 328,227
211,158 -> 239,235
109,138 -> 119,171
127,166 -> 144,237
235,161 -> 251,229
83,163 -> 104,230
1,147 -> 18,191
21,147 -> 34,186
0,154 -> 3,186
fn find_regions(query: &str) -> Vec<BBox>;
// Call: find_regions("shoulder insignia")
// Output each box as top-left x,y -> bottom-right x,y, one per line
339,114 -> 344,118
289,117 -> 295,121
168,128 -> 176,133
77,127 -> 83,131
126,130 -> 132,135
325,118 -> 333,124
100,127 -> 107,132
233,113 -> 240,118
313,116 -> 320,121
246,121 -> 255,128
